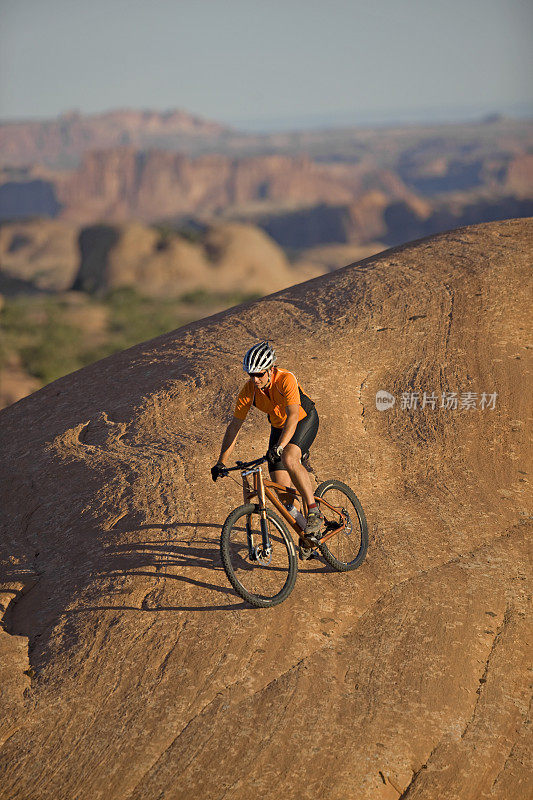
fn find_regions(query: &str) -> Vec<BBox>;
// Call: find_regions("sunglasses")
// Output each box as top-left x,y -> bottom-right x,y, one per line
249,370 -> 267,378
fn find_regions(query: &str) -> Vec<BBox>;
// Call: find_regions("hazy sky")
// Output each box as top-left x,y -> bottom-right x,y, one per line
1,0 -> 532,128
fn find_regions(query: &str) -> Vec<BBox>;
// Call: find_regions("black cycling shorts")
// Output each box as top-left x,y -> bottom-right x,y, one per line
267,407 -> 319,472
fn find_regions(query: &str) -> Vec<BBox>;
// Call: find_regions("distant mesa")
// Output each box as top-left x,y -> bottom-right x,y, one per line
0,108 -> 231,168
17,147 -> 429,249
0,110 -> 531,252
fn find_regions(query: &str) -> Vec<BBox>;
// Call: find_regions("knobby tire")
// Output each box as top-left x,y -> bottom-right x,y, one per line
220,503 -> 298,608
316,479 -> 368,571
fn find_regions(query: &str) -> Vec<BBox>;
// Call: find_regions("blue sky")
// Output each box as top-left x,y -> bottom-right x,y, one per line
1,0 -> 532,129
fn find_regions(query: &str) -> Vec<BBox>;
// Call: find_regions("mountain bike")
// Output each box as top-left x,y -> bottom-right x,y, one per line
218,455 -> 368,608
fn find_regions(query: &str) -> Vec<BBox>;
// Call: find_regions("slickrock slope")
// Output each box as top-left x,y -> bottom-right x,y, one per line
0,219 -> 531,799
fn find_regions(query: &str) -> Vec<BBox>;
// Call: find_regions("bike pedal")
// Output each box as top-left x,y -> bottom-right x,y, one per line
299,545 -> 317,561
302,533 -> 322,548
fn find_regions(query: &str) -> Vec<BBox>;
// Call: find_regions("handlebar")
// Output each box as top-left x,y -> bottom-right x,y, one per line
221,455 -> 268,475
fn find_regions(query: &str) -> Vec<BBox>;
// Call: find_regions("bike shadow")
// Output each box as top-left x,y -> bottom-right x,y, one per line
97,522 -> 242,610
96,520 -> 329,612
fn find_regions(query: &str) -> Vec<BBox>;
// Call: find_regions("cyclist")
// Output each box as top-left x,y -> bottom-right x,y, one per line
211,341 -> 323,540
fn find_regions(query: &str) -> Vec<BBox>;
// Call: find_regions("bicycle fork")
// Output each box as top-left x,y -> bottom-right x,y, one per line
244,468 -> 272,561
245,517 -> 272,561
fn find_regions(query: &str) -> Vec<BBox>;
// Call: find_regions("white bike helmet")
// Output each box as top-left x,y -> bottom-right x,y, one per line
243,341 -> 276,374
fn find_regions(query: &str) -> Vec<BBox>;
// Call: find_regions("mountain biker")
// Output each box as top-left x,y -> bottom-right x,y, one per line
211,341 -> 323,541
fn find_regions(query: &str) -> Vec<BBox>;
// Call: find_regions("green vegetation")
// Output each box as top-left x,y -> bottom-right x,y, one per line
179,288 -> 261,306
1,295 -> 84,383
0,287 -> 261,389
153,222 -> 205,244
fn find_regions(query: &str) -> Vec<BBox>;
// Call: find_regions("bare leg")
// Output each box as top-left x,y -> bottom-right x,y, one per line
279,444 -> 315,510
269,467 -> 299,507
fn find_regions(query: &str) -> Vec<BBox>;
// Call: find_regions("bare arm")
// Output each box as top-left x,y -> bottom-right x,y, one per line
218,416 -> 245,464
277,405 -> 300,449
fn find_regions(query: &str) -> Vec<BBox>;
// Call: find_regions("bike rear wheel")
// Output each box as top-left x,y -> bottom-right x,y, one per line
220,503 -> 298,608
316,480 -> 368,571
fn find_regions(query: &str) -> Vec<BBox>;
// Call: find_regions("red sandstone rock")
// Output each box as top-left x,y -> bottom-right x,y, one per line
55,149 -> 418,225
0,220 -> 531,798
0,219 -> 79,291
73,220 -> 321,297
505,154 -> 533,196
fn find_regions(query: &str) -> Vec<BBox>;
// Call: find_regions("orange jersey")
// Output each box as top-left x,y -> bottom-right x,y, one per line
234,367 -> 313,429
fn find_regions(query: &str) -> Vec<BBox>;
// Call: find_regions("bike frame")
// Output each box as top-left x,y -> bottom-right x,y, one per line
240,463 -> 346,546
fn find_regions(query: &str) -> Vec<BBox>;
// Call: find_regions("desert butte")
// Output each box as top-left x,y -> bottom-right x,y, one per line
0,219 -> 531,799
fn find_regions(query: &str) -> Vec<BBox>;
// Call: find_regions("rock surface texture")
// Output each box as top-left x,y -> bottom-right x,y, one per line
0,219 -> 531,799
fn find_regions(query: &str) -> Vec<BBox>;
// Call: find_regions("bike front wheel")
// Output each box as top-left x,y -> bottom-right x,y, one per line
316,480 -> 368,572
220,503 -> 298,608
